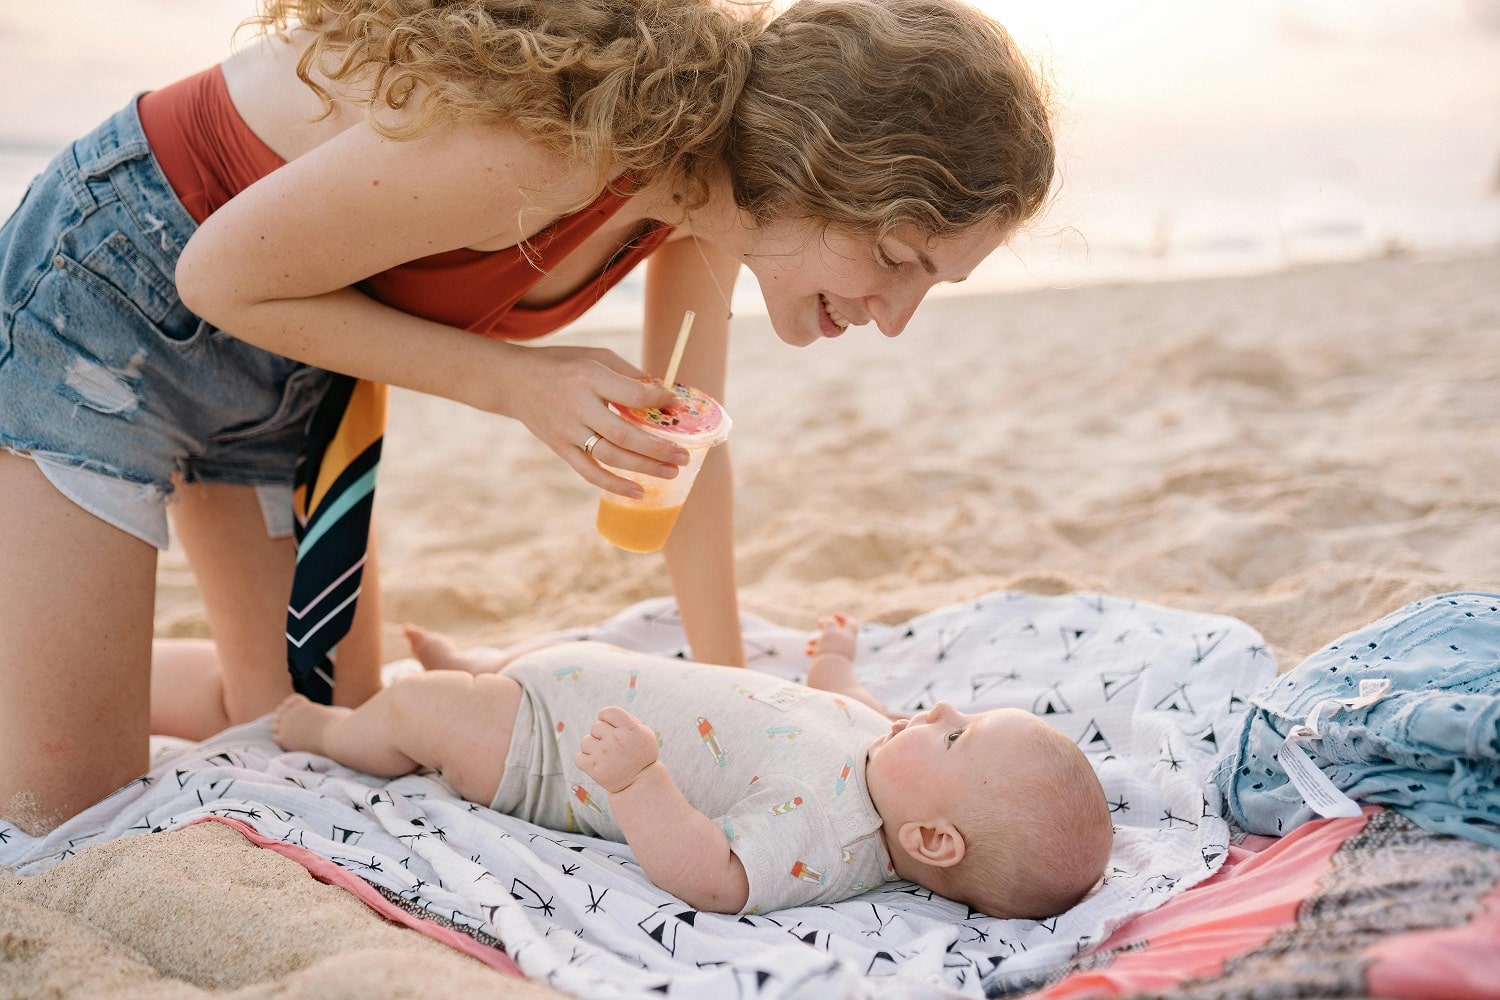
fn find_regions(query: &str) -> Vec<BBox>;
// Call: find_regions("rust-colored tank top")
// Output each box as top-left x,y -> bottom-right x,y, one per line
138,66 -> 672,341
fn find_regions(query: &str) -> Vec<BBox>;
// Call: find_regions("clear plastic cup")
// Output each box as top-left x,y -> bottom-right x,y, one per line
596,384 -> 732,553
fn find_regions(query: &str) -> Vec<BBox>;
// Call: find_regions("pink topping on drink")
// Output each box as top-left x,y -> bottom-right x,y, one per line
618,383 -> 727,438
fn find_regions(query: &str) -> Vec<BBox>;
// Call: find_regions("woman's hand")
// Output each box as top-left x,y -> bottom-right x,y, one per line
493,345 -> 688,497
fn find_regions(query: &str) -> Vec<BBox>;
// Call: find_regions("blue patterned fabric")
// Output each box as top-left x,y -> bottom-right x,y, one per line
1212,591 -> 1500,846
285,375 -> 386,703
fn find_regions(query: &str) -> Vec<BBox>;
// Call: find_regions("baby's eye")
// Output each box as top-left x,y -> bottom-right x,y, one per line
945,729 -> 963,747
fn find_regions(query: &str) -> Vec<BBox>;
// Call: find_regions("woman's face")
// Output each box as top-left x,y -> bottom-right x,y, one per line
739,219 -> 1007,347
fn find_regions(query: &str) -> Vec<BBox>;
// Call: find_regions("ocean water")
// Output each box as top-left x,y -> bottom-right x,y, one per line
3,0 -> 1497,328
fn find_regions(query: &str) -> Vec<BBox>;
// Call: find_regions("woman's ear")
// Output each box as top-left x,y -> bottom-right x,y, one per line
897,819 -> 967,868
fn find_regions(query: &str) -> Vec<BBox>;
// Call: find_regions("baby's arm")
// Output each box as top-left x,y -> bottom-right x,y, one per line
804,614 -> 899,719
575,707 -> 750,913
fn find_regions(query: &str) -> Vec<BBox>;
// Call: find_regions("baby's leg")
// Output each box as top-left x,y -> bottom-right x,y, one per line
805,614 -> 901,719
272,671 -> 523,806
405,623 -> 557,675
804,614 -> 861,691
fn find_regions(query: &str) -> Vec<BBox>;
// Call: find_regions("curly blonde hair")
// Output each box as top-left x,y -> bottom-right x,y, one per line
252,0 -> 1053,236
730,0 -> 1055,242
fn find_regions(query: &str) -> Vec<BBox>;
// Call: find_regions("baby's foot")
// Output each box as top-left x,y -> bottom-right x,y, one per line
807,613 -> 859,662
271,693 -> 340,754
806,614 -> 901,719
405,624 -> 507,674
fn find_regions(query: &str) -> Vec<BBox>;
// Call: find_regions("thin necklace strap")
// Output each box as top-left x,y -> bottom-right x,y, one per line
690,233 -> 734,321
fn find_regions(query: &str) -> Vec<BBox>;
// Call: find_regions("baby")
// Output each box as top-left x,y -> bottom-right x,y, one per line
272,616 -> 1113,919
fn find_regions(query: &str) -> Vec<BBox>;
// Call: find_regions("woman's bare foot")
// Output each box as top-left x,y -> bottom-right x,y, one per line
271,693 -> 346,754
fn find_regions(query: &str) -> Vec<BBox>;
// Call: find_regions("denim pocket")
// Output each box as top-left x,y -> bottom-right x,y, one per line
78,230 -> 177,325
209,363 -> 330,445
25,248 -> 204,353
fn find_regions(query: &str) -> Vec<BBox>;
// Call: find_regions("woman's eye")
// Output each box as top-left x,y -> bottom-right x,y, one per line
877,249 -> 900,269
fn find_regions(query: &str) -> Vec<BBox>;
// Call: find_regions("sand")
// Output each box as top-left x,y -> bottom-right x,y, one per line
6,249 -> 1498,997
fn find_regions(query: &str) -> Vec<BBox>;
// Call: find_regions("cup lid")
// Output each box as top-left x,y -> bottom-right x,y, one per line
617,383 -> 730,442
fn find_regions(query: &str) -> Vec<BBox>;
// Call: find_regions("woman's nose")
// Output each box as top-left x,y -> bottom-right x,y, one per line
868,284 -> 925,337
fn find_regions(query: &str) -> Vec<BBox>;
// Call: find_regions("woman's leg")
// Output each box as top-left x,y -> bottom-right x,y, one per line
158,480 -> 297,736
159,480 -> 384,739
272,671 -> 522,806
149,638 -> 233,739
0,453 -> 157,833
335,534 -> 386,709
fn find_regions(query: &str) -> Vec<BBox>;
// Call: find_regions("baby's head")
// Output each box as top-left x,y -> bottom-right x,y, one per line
865,703 -> 1112,920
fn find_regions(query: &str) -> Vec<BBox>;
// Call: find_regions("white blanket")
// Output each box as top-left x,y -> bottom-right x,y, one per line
1,591 -> 1276,999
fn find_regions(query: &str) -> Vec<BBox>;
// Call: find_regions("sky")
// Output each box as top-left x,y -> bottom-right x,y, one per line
1,1 -> 1498,285
993,1 -> 1500,199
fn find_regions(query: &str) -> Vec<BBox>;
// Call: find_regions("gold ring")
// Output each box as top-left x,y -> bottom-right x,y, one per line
581,432 -> 603,457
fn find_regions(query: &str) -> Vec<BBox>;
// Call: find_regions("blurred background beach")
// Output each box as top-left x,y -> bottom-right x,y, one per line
3,0 -> 1498,307
2,0 -> 1497,658
4,5 -> 1499,997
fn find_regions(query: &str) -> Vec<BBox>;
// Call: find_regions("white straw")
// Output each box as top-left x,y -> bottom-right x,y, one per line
663,310 -> 696,389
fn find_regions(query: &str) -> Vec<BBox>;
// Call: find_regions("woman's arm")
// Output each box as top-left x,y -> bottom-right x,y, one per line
640,236 -> 746,666
175,118 -> 680,495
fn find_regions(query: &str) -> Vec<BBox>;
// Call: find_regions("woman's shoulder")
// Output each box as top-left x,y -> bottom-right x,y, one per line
223,30 -> 601,203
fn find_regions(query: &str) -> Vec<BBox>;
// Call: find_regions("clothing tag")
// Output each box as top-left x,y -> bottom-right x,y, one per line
1301,677 -> 1392,739
1274,677 -> 1391,819
1274,741 -> 1363,818
755,685 -> 811,710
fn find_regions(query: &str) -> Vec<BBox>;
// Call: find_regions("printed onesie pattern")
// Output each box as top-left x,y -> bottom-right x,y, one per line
492,642 -> 896,913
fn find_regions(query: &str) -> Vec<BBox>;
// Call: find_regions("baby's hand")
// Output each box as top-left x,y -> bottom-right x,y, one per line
806,613 -> 859,661
575,706 -> 659,794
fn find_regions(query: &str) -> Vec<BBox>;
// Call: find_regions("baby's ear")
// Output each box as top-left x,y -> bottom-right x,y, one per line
897,819 -> 966,868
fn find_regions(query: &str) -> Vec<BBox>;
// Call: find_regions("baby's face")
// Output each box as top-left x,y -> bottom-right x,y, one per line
865,703 -> 1044,820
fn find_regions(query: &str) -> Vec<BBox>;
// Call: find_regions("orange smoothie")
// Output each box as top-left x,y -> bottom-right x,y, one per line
596,497 -> 685,553
593,382 -> 731,553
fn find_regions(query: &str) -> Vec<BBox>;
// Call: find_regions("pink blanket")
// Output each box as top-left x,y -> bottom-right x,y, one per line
1027,807 -> 1500,999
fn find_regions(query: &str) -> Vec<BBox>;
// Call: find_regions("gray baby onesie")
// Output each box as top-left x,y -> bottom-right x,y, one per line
491,641 -> 895,913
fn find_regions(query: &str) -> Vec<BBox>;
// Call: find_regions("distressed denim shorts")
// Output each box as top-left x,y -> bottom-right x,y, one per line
0,97 -> 331,549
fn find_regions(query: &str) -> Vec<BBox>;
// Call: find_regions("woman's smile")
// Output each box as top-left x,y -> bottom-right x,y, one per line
819,293 -> 852,336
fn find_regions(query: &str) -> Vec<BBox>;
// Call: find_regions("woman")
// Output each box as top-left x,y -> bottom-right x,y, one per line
0,0 -> 1053,831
